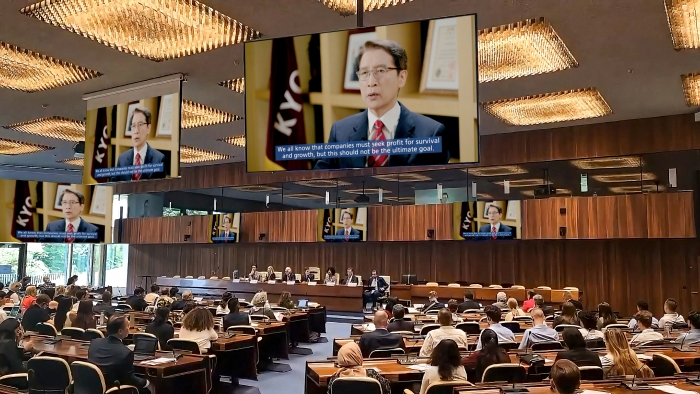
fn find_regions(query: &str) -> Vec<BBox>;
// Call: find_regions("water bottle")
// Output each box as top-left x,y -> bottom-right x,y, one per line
100,312 -> 105,326
264,300 -> 270,309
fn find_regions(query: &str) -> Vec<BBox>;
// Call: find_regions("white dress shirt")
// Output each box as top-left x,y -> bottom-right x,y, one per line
419,326 -> 469,357
629,328 -> 664,345
475,323 -> 515,350
65,218 -> 81,232
368,101 -> 401,141
133,144 -> 148,166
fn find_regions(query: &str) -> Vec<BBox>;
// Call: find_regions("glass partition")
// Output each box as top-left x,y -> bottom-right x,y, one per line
0,243 -> 23,285
71,244 -> 93,287
26,243 -> 69,286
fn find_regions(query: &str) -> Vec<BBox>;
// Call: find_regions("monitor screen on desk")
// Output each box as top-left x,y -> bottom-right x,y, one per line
402,274 -> 417,285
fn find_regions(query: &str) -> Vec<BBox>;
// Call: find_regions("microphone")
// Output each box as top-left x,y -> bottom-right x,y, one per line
674,331 -> 694,352
687,368 -> 700,386
621,363 -> 649,390
399,335 -> 423,365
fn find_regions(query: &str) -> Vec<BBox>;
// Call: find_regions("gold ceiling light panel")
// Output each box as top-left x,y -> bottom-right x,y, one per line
4,116 -> 85,142
0,138 -> 53,155
591,173 -> 657,183
479,18 -> 578,82
483,88 -> 612,126
682,72 -> 700,106
609,184 -> 666,194
218,136 -> 245,147
58,157 -> 84,166
373,173 -> 431,182
345,188 -> 391,195
384,196 -> 414,203
494,178 -> 549,188
477,193 -> 494,199
468,165 -> 528,177
179,146 -> 230,163
294,179 -> 351,187
233,185 -> 281,192
285,193 -> 324,199
520,190 -> 535,197
0,41 -> 99,92
570,156 -> 642,170
664,0 -> 700,50
317,0 -> 413,16
182,100 -> 240,129
556,189 -> 573,195
219,78 -> 245,93
21,0 -> 260,62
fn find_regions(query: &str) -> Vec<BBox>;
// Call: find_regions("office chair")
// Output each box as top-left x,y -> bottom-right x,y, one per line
329,377 -> 382,394
481,364 -> 527,383
28,356 -> 72,394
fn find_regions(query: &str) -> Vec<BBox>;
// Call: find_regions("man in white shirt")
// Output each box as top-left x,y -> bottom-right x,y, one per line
674,312 -> 700,346
419,309 -> 469,357
519,308 -> 559,350
476,305 -> 515,350
629,311 -> 664,345
72,288 -> 90,312
627,300 -> 659,330
144,285 -> 159,305
658,298 -> 685,329
112,107 -> 165,182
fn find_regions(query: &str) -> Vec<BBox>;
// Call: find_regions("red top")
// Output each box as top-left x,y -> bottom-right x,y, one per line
20,295 -> 36,313
522,298 -> 535,312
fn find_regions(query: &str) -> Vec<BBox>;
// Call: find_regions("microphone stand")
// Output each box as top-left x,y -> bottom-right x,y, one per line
687,369 -> 700,386
621,363 -> 650,390
673,331 -> 694,352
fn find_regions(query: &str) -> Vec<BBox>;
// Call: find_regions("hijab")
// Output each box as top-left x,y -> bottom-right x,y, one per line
336,342 -> 365,377
0,318 -> 20,341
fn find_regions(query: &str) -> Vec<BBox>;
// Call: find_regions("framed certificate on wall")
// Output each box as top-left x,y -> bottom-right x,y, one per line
420,17 -> 459,94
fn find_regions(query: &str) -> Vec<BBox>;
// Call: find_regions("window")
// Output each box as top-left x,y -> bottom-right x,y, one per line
106,244 -> 129,295
71,244 -> 93,287
0,244 -> 22,285
26,243 -> 69,286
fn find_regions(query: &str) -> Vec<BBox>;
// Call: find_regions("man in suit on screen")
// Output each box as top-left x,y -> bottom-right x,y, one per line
41,189 -> 99,243
111,107 -> 166,182
216,215 -> 236,243
313,40 -> 449,170
478,204 -> 514,240
335,210 -> 361,242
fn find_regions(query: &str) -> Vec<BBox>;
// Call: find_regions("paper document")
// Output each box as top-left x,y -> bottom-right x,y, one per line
407,364 -> 430,371
141,357 -> 176,365
650,385 -> 698,394
637,354 -> 653,360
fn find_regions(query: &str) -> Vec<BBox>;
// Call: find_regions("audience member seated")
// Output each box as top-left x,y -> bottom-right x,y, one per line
387,305 -> 414,332
658,298 -> 685,329
578,311 -> 604,340
550,360 -> 581,394
384,297 -> 398,320
519,308 -> 559,350
216,292 -> 233,315
422,291 -> 442,313
144,284 -> 159,305
300,268 -> 315,283
278,291 -> 295,310
72,288 -> 89,312
553,302 -> 581,328
169,286 -> 179,300
600,328 -> 654,378
126,287 -> 148,312
20,285 -> 37,313
66,285 -> 78,298
53,297 -> 74,331
342,267 -> 359,285
324,267 -> 337,284
476,305 -> 515,350
69,300 -> 97,330
327,342 -> 391,394
146,307 -> 174,350
0,319 -> 32,389
447,299 -> 463,323
0,291 -> 10,306
492,292 -> 508,309
66,275 -> 78,287
223,297 -> 251,330
0,295 -> 7,324
522,290 -> 536,312
562,291 -> 583,311
171,290 -> 193,311
420,339 -> 467,394
248,264 -> 262,281
597,302 -> 617,329
93,290 -> 115,316
627,300 -> 659,330
505,298 -> 526,321
363,270 -> 388,311
420,309 -> 469,357
555,328 -> 602,367
462,328 -> 510,382
359,311 -> 404,358
674,311 -> 700,345
629,310 -> 664,345
53,285 -> 66,302
533,294 -> 554,316
266,266 -> 276,281
179,307 -> 218,354
155,288 -> 173,309
180,302 -> 197,319
38,276 -> 55,291
88,315 -> 151,394
457,291 -> 480,313
7,282 -> 20,304
21,294 -> 53,332
249,291 -> 277,321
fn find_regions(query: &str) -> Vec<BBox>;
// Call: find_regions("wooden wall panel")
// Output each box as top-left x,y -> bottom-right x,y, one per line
647,192 -> 696,238
369,204 -> 452,241
239,211 -> 317,243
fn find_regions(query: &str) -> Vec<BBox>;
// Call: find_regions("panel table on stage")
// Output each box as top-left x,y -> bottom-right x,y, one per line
390,285 -> 579,306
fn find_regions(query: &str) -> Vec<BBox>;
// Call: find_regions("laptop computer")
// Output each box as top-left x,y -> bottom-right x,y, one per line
297,299 -> 309,308
8,306 -> 19,318
133,339 -> 157,362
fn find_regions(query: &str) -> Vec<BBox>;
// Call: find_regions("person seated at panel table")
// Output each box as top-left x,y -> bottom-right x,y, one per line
504,298 -> 527,321
278,291 -> 295,310
21,294 -> 54,332
146,307 -> 174,351
324,267 -> 337,284
421,291 -> 442,313
265,266 -> 277,281
629,310 -> 664,346
144,284 -> 159,305
491,292 -> 508,310
578,310 -> 604,340
93,290 -> 115,316
658,298 -> 686,329
89,315 -> 152,394
248,264 -> 263,281
627,300 -> 659,330
476,305 -> 515,350
282,267 -> 296,282
387,305 -> 414,333
125,287 -> 148,312
457,291 -> 480,313
461,328 -> 510,382
519,308 -> 559,350
179,307 -> 218,354
342,267 -> 359,285
171,290 -> 194,311
533,294 -> 554,316
600,328 -> 655,378
66,275 -> 79,287
363,270 -> 388,312
477,205 -> 514,240
419,339 -> 468,394
223,297 -> 252,330
419,308 -> 469,357
555,328 -> 602,368
300,267 -> 315,283
249,291 -> 277,321
674,311 -> 700,345
358,311 -> 405,358
327,342 -> 391,394
553,302 -> 580,328
38,276 -> 55,291
550,360 -> 582,394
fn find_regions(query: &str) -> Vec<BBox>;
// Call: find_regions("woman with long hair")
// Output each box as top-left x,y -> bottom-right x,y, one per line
66,275 -> 78,286
553,302 -> 581,328
277,291 -> 295,310
266,266 -> 276,281
146,307 -> 174,350
20,286 -> 37,313
0,319 -> 32,388
597,302 -> 617,329
53,297 -> 74,331
324,267 -> 336,284
462,328 -> 510,381
601,328 -> 654,378
70,300 -> 96,330
504,298 -> 526,321
326,342 -> 390,394
419,339 -> 467,394
179,308 -> 218,354
53,285 -> 66,301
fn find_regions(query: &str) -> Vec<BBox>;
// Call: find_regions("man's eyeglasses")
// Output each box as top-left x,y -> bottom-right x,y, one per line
356,67 -> 398,81
61,201 -> 81,206
131,122 -> 149,129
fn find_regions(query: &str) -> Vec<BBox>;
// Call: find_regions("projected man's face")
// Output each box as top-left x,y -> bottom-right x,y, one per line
358,48 -> 406,118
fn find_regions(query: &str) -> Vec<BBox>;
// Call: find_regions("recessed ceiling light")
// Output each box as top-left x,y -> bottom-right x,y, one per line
180,146 -> 230,163
318,0 -> 413,16
556,189 -> 572,195
0,41 -> 99,92
233,185 -> 281,192
468,165 -> 528,177
483,88 -> 612,126
591,173 -> 657,183
479,18 -> 578,82
570,156 -> 642,170
682,72 -> 700,106
345,188 -> 392,195
285,193 -> 324,199
609,184 -> 666,194
664,0 -> 700,50
4,116 -> 85,142
294,179 -> 351,187
218,136 -> 246,148
0,138 -> 53,155
373,173 -> 432,182
494,178 -> 550,188
384,196 -> 415,203
182,100 -> 240,129
21,0 -> 259,62
219,78 -> 245,93
58,157 -> 84,166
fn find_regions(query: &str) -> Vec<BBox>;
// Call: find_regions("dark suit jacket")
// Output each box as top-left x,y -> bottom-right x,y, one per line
283,272 -> 296,282
358,328 -> 405,358
216,231 -> 237,243
554,348 -> 603,367
313,103 -> 449,169
457,300 -> 481,313
88,336 -> 147,389
422,300 -> 443,313
342,275 -> 359,285
40,218 -> 100,243
301,273 -> 315,282
111,144 -> 166,182
387,319 -> 415,333
366,276 -> 389,294
477,223 -> 514,239
334,227 -> 361,242
125,295 -> 148,312
145,321 -> 174,351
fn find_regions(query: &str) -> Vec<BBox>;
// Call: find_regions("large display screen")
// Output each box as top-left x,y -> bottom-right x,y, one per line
209,213 -> 241,243
318,208 -> 368,242
245,14 -> 478,172
83,89 -> 181,184
0,180 -> 113,243
452,201 -> 521,240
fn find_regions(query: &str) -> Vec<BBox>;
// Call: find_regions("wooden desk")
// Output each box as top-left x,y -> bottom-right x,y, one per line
391,285 -> 577,306
457,378 -> 700,394
306,359 -> 424,394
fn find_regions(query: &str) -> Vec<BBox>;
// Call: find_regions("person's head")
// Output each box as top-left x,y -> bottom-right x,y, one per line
486,204 -> 502,225
507,298 -> 519,311
227,297 -> 240,314
357,40 -> 408,117
304,267 -> 310,275
0,291 -> 6,302
279,291 -> 292,305
429,339 -> 461,380
267,266 -> 274,274
251,264 -> 257,272
223,215 -> 231,230
579,311 -> 598,331
160,288 -> 169,296
251,291 -> 268,308
129,107 -> 151,151
36,294 -> 51,308
533,294 -> 544,307
634,310 -> 654,330
76,289 -> 88,301
373,310 -> 388,329
0,283 -> 4,291
154,307 -> 170,324
393,304 -> 405,320
106,315 -> 129,339
447,299 -> 459,314
496,292 -> 507,304
101,291 -> 112,305
25,286 -> 37,297
341,210 -> 353,228
531,308 -> 545,325
67,275 -> 78,285
484,305 -> 502,323
9,282 -> 20,292
664,298 -> 678,314
134,287 -> 145,297
182,307 -> 215,332
220,291 -> 232,304
598,302 -> 612,317
60,189 -> 85,221
604,328 -> 645,375
437,308 -> 452,326
428,291 -> 437,302
561,302 -> 577,317
562,328 -> 586,350
150,284 -> 159,294
337,342 -> 363,368
75,300 -> 94,327
66,285 -> 77,297
327,267 -> 336,276
464,291 -> 474,301
346,267 -> 354,276
527,290 -> 535,300
182,290 -> 193,301
636,300 -> 649,312
688,311 -> 700,329
182,302 -> 196,315
371,270 -> 378,279
0,319 -> 21,342
550,360 -> 581,394
480,328 -> 500,353
55,285 -> 65,296
284,267 -> 292,274
562,291 -> 573,301
43,276 -> 51,284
